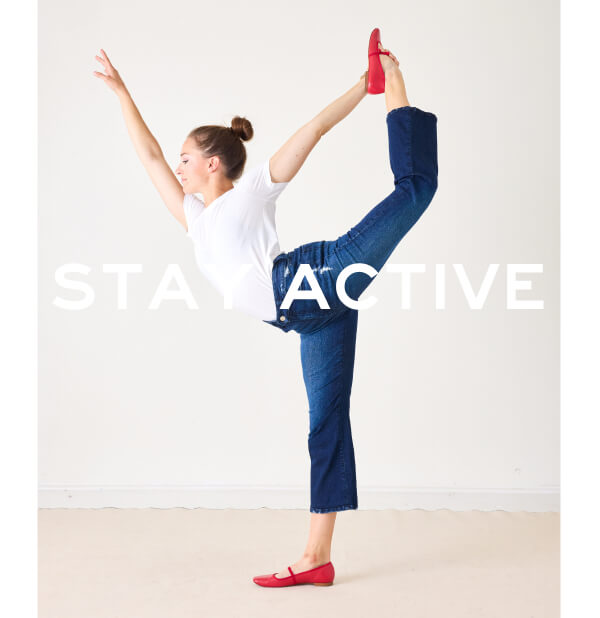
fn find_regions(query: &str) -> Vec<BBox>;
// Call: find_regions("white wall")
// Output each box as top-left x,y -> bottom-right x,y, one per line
38,0 -> 559,510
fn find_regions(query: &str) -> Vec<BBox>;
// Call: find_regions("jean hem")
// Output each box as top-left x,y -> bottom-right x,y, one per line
309,503 -> 358,514
386,105 -> 437,120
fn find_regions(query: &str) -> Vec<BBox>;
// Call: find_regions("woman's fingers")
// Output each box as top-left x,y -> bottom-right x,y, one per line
94,48 -> 126,95
100,48 -> 113,67
95,49 -> 117,77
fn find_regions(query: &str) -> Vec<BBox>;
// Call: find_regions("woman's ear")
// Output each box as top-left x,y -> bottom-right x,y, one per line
208,155 -> 222,172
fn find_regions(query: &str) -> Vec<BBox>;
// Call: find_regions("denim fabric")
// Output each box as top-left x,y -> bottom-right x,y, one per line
262,106 -> 438,513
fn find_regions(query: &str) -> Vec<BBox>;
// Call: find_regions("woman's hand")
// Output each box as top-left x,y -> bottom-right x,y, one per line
93,49 -> 127,96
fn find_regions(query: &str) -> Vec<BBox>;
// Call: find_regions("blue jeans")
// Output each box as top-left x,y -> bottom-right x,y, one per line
262,106 -> 438,513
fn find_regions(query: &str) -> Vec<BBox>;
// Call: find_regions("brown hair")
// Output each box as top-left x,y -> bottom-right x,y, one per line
187,116 -> 254,181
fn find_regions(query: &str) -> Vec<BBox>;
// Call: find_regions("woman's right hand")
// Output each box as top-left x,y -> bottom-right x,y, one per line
93,49 -> 127,96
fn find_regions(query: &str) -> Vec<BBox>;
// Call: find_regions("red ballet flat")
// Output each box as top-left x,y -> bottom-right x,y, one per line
367,27 -> 391,94
252,561 -> 335,587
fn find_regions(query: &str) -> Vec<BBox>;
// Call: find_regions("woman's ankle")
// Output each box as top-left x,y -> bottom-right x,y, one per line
302,550 -> 331,563
385,69 -> 410,110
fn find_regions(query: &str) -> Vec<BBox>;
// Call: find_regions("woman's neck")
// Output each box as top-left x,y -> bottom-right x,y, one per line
203,181 -> 235,207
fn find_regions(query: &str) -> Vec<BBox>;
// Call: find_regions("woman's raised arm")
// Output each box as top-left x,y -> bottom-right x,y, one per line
269,73 -> 368,185
93,49 -> 187,231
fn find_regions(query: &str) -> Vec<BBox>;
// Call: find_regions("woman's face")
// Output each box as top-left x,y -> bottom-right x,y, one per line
175,138 -> 211,194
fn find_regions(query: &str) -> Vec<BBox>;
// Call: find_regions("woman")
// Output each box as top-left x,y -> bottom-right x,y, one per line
94,28 -> 438,588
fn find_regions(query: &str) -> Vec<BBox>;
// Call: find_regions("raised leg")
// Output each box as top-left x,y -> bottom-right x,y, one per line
327,103 -> 438,305
265,59 -> 437,322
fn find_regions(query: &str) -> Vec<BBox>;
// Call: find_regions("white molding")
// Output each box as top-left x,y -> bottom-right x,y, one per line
38,484 -> 560,511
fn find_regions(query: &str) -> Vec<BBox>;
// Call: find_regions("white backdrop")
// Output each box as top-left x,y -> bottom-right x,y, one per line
38,0 -> 559,510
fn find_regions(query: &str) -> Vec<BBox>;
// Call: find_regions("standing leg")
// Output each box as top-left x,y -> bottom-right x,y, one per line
274,308 -> 359,578
300,308 -> 359,514
273,513 -> 337,580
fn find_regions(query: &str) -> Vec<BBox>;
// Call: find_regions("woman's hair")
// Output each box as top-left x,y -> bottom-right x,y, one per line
187,116 -> 254,181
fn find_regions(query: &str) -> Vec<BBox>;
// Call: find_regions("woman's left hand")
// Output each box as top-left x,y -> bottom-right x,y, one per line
93,49 -> 128,96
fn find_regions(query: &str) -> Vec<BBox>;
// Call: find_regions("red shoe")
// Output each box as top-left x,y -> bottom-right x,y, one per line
252,561 -> 335,587
367,27 -> 391,94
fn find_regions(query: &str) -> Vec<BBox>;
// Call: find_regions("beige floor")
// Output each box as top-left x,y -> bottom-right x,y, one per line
38,508 -> 559,618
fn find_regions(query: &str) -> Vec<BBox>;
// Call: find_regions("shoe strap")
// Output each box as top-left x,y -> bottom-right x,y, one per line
287,566 -> 297,584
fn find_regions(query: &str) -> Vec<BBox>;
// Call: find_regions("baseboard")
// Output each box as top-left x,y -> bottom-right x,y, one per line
38,484 -> 559,511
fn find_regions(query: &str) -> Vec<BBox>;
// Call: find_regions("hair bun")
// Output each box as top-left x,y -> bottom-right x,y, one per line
230,116 -> 254,142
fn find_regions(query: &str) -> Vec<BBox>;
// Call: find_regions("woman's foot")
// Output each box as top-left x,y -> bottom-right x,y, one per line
377,42 -> 400,73
377,43 -> 410,110
274,555 -> 331,579
366,43 -> 401,93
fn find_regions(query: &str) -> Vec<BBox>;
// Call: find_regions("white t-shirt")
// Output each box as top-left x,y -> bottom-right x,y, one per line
183,159 -> 289,321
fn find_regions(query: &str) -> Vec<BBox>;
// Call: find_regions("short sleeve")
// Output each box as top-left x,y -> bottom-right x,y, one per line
182,193 -> 205,236
238,159 -> 290,201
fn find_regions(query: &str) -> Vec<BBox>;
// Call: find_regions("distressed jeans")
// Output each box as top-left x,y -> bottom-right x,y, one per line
262,106 -> 438,513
